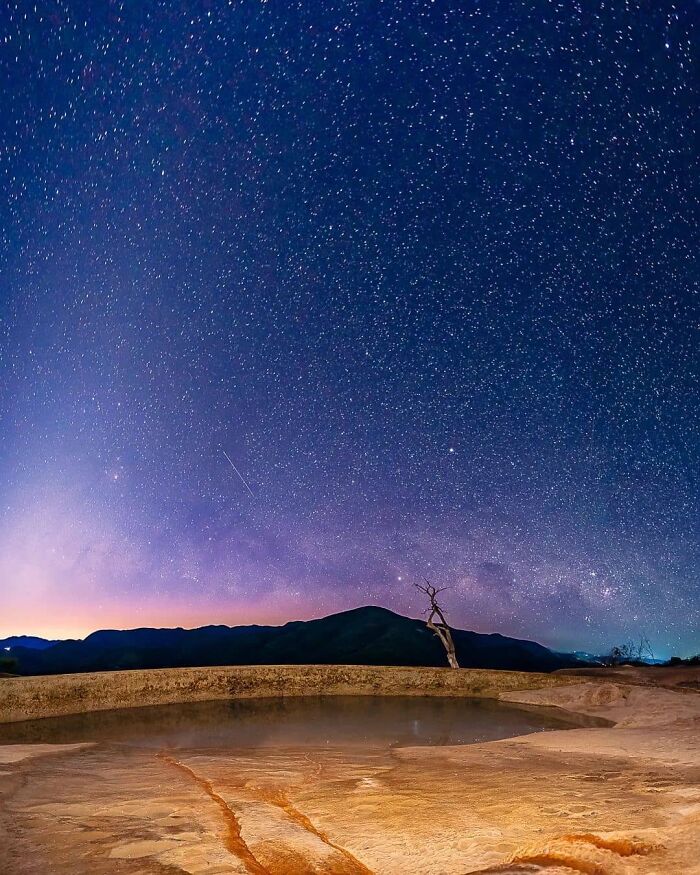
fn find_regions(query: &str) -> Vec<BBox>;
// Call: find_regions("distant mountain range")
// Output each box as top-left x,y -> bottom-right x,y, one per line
1,607 -> 588,676
0,635 -> 59,651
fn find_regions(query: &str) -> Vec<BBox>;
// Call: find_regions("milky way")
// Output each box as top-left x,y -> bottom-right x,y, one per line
1,1 -> 697,655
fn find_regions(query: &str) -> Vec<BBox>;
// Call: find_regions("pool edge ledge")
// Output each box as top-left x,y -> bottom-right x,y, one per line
0,665 -> 578,724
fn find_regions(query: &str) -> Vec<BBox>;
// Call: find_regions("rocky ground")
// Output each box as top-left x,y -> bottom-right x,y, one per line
0,667 -> 698,874
0,665 -> 571,723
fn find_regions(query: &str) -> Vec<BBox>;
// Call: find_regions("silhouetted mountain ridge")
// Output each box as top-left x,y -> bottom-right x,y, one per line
7,606 -> 587,675
0,635 -> 58,651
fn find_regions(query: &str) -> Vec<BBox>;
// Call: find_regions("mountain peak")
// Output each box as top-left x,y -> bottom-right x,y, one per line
5,607 -> 586,676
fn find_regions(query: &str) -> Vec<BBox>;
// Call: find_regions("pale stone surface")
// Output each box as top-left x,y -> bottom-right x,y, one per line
0,667 -> 698,874
0,742 -> 93,763
501,678 -> 700,727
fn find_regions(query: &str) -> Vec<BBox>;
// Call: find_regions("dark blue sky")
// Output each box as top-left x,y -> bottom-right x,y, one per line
1,1 -> 698,655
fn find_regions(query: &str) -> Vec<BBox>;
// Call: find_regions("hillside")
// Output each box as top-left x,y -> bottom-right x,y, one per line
5,606 -> 585,675
0,636 -> 58,651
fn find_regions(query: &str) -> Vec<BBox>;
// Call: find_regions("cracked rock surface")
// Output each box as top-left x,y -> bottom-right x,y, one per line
0,669 -> 698,874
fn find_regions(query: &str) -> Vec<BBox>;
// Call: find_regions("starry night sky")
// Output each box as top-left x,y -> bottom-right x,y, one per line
1,1 -> 698,655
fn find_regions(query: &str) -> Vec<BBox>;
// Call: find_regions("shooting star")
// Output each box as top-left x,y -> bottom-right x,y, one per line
222,449 -> 255,497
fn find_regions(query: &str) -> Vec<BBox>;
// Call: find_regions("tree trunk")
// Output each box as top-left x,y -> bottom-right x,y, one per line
445,648 -> 459,670
427,615 -> 460,669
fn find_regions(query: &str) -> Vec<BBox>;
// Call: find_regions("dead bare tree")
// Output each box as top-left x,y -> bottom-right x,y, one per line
636,633 -> 655,663
605,634 -> 656,667
415,580 -> 460,669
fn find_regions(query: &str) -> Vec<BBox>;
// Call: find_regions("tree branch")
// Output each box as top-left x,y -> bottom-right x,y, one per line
414,580 -> 460,669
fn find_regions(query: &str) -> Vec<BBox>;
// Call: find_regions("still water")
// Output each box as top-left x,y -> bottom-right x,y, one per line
0,695 -> 602,750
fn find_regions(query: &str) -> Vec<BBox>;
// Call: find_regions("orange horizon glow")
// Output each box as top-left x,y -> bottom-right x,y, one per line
0,596 -> 327,642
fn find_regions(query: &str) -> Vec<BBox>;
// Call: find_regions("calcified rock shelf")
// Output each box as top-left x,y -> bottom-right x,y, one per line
0,665 -> 573,724
0,667 -> 699,874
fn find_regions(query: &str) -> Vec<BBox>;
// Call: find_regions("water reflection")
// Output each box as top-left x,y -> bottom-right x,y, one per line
0,696 -> 603,750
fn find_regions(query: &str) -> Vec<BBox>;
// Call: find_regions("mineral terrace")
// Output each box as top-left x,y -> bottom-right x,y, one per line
0,665 -> 698,874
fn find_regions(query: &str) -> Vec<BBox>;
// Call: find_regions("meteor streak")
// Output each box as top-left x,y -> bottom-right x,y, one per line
222,450 -> 255,497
